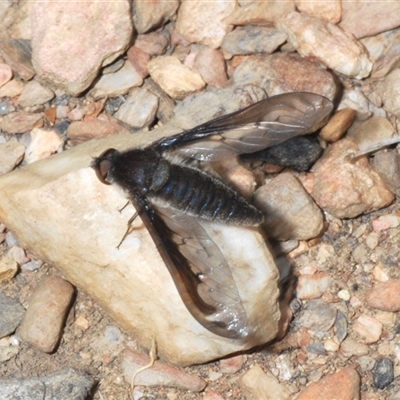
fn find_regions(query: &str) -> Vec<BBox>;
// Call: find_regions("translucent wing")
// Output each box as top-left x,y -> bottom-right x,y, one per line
133,199 -> 249,339
152,92 -> 333,161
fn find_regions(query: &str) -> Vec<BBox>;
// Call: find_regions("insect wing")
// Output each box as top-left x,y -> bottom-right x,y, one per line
154,92 -> 333,161
132,200 -> 249,339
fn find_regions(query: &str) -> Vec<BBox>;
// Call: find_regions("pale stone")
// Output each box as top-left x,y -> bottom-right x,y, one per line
90,60 -> 143,99
25,127 -> 64,164
31,0 -> 132,95
278,11 -> 372,79
353,314 -> 383,344
374,69 -> 400,117
0,63 -> 12,88
17,80 -> 54,108
295,0 -> 341,23
176,0 -> 235,49
148,56 -> 205,100
320,108 -> 356,142
0,141 -> 25,175
0,255 -> 18,282
0,126 -> 281,366
0,79 -> 24,98
239,364 -> 291,400
296,273 -> 331,300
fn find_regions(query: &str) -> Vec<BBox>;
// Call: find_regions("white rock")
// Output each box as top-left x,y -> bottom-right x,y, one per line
0,127 -> 281,366
0,141 -> 25,175
25,127 -> 64,164
278,11 -> 372,79
353,314 -> 382,344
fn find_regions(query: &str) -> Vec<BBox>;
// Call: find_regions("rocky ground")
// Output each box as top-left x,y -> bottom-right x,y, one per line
2,1 -> 400,399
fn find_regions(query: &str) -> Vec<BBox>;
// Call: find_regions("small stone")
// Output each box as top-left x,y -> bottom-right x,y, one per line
17,80 -> 55,108
219,354 -> 246,374
25,127 -> 64,164
0,38 -> 35,80
366,232 -> 379,250
0,255 -> 18,282
371,150 -> 400,197
114,87 -> 158,129
0,341 -> 20,362
127,46 -> 151,79
132,0 -> 178,34
324,338 -> 339,352
295,0 -> 341,23
8,245 -> 28,265
0,141 -> 25,175
0,293 -> 25,338
374,69 -> 400,117
353,314 -> 383,344
148,55 -> 205,100
337,289 -> 351,301
340,337 -> 369,358
203,391 -> 225,400
278,12 -> 372,79
176,0 -> 235,48
0,79 -> 24,98
232,52 -> 337,99
0,63 -> 12,88
67,118 -> 131,145
0,111 -> 43,134
296,367 -> 360,400
0,368 -> 94,399
134,32 -> 170,56
222,26 -> 287,55
90,60 -> 143,99
21,259 -> 43,272
193,48 -> 229,88
121,348 -> 206,391
239,364 -> 291,400
320,108 -> 356,142
17,275 -> 74,353
366,280 -> 400,312
373,358 -> 394,390
334,311 -> 348,343
296,273 -> 332,300
31,1 -> 132,95
254,173 -> 325,241
74,315 -> 90,331
311,138 -> 394,218
297,300 -> 337,332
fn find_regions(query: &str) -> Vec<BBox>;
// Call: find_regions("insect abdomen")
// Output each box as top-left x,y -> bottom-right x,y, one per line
149,162 -> 263,226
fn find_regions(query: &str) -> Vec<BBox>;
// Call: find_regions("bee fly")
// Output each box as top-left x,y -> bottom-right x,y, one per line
92,92 -> 333,339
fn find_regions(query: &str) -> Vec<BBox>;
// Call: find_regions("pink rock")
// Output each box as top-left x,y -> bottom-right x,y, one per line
0,63 -> 12,88
219,354 -> 246,374
366,280 -> 400,312
31,0 -> 132,95
194,48 -> 229,88
353,314 -> 382,344
127,46 -> 150,79
296,367 -> 360,400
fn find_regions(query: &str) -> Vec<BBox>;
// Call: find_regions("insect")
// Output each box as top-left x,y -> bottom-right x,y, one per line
91,92 -> 333,339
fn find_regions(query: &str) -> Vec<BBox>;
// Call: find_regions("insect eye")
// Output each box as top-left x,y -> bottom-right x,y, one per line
93,148 -> 117,185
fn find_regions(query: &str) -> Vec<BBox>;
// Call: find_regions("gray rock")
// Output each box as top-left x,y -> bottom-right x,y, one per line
0,292 -> 25,338
0,367 -> 94,400
373,358 -> 394,390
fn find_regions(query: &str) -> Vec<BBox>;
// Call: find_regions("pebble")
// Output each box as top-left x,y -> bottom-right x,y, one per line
17,275 -> 74,353
203,391 -> 225,400
0,38 -> 35,80
25,127 -> 64,164
222,26 -> 287,55
295,0 -> 341,24
8,245 -> 28,265
175,0 -> 235,48
232,52 -> 337,99
219,354 -> 246,374
0,255 -> 18,282
297,300 -> 337,332
134,32 -> 170,56
0,338 -> 20,362
320,108 -> 356,142
373,358 -> 394,390
31,1 -> 132,95
114,87 -> 158,129
340,337 -> 369,358
67,118 -> 131,145
0,62 -> 12,88
0,78 -> 24,98
90,60 -> 143,99
0,140 -> 25,175
17,80 -> 55,108
225,1 -> 294,26
127,46 -> 151,79
0,111 -> 43,134
334,311 -> 348,342
296,367 -> 360,400
193,48 -> 229,88
278,11 -> 372,79
339,2 -> 400,39
366,232 -> 380,250
0,293 -> 25,338
371,150 -> 400,197
296,273 -> 332,300
148,55 -> 205,100
132,0 -> 178,34
254,172 -> 324,241
311,138 -> 394,218
357,356 -> 376,373
239,364 -> 291,400
121,348 -> 206,391
21,258 -> 43,272
366,280 -> 400,312
0,367 -> 94,399
353,314 -> 383,344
